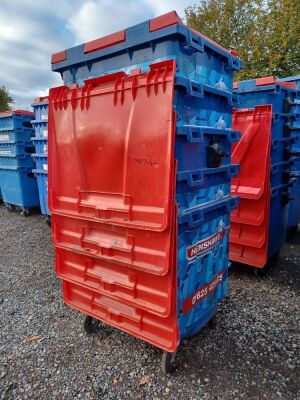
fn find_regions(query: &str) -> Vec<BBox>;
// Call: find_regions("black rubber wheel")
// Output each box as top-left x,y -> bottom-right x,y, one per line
254,267 -> 266,277
22,208 -> 32,217
5,203 -> 16,212
270,250 -> 280,262
208,315 -> 217,329
46,216 -> 51,227
161,350 -> 177,374
83,315 -> 100,334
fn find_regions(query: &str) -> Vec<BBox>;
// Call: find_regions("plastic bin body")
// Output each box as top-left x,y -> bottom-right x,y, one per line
268,184 -> 290,257
0,166 -> 39,207
234,77 -> 300,238
0,110 -> 38,208
230,106 -> 272,267
279,75 -> 300,230
32,138 -> 48,155
0,141 -> 35,168
32,97 -> 50,216
32,169 -> 49,215
51,12 -> 241,88
0,110 -> 33,130
49,12 -> 240,352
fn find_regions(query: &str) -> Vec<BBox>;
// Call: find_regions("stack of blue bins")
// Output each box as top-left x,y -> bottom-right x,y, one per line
279,75 -> 300,233
234,77 -> 300,255
31,97 -> 50,218
51,11 -> 242,343
0,110 -> 39,214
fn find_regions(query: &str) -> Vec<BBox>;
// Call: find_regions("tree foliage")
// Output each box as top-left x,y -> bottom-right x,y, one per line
185,0 -> 300,79
0,86 -> 14,112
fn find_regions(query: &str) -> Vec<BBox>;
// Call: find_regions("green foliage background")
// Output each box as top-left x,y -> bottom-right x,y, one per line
185,0 -> 300,79
0,86 -> 14,112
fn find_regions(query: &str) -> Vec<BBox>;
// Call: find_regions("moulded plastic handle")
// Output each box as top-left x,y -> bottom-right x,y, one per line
187,170 -> 205,186
271,165 -> 279,174
290,147 -> 300,156
230,164 -> 240,177
190,210 -> 205,227
189,81 -> 204,98
203,84 -> 237,106
231,56 -> 242,70
175,77 -> 204,98
231,93 -> 240,107
177,125 -> 241,143
230,130 -> 241,142
179,198 -> 235,228
291,172 -> 300,178
183,30 -> 204,53
230,197 -> 239,211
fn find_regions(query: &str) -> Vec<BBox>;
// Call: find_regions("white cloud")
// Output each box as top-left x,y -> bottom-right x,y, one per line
68,0 -> 153,43
0,0 -> 194,108
143,0 -> 192,19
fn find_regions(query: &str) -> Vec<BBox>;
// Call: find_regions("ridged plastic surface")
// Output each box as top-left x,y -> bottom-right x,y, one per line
278,75 -> 300,231
49,61 -> 176,231
230,106 -> 272,267
0,111 -> 38,208
235,77 -> 300,248
0,166 -> 39,207
50,57 -> 238,350
50,12 -> 240,352
32,98 -> 50,216
51,11 -> 241,89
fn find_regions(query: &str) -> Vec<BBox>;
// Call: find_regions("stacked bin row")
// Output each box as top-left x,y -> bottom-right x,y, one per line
49,11 -> 242,370
230,77 -> 300,270
279,75 -> 300,233
31,97 -> 51,218
0,110 -> 39,215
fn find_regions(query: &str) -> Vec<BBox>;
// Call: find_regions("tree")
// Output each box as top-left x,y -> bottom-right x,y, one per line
0,86 -> 14,112
185,0 -> 300,80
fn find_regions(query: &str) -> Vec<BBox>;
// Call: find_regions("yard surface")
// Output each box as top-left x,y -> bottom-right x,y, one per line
0,205 -> 299,400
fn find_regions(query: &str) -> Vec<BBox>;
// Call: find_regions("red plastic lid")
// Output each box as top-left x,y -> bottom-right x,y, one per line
51,10 -> 239,62
33,96 -> 49,103
0,109 -> 34,116
149,11 -> 182,31
51,50 -> 67,64
256,76 -> 296,89
84,30 -> 126,54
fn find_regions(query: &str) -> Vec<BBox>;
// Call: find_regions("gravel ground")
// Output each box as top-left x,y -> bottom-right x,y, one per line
0,204 -> 299,400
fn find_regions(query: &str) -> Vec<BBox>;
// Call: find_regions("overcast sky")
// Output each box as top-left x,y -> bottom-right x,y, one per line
0,0 -> 194,109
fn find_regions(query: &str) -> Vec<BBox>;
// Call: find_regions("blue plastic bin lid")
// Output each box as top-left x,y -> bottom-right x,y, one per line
234,76 -> 300,94
278,75 -> 300,90
0,110 -> 34,119
51,10 -> 242,73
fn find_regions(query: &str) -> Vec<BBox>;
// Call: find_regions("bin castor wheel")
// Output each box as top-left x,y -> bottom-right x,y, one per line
208,315 -> 217,329
83,315 -> 100,334
161,350 -> 177,374
22,208 -> 32,217
46,216 -> 51,227
254,267 -> 265,277
6,203 -> 15,212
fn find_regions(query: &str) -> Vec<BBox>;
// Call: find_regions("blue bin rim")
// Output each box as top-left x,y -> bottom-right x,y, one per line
32,101 -> 48,107
0,165 -> 32,172
0,140 -> 33,145
32,153 -> 48,159
31,137 -> 48,142
31,119 -> 48,124
32,168 -> 48,174
0,154 -> 32,159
